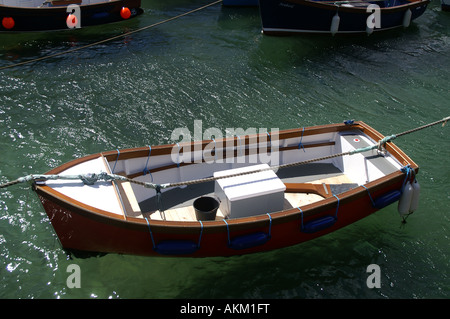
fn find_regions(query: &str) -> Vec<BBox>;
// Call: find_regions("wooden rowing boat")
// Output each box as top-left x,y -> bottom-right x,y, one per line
32,121 -> 419,257
0,0 -> 142,32
258,0 -> 429,36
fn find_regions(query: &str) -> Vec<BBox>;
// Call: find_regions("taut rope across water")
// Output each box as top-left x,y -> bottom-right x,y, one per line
0,0 -> 223,71
1,116 -> 448,190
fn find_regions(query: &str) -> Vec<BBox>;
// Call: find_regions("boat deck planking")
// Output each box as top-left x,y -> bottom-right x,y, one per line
137,169 -> 354,222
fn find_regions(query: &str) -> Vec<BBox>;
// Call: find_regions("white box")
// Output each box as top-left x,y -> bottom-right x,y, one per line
214,164 -> 286,219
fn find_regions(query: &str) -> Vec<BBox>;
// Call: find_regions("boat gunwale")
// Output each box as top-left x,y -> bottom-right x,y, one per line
101,122 -> 365,161
43,122 -> 358,174
281,0 -> 429,13
0,0 -> 136,10
33,121 -> 418,233
124,140 -> 337,179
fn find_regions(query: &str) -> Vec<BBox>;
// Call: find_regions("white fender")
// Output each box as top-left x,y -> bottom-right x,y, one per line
366,4 -> 380,35
398,181 -> 413,216
408,179 -> 420,213
403,9 -> 412,28
330,13 -> 340,36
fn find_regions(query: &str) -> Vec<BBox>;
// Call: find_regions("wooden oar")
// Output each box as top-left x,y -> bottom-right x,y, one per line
284,182 -> 359,198
284,183 -> 333,198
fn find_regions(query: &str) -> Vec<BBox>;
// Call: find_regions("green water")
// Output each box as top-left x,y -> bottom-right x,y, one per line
0,0 -> 449,300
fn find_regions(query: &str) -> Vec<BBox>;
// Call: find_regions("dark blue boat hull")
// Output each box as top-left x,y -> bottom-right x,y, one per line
258,0 -> 429,35
0,0 -> 142,32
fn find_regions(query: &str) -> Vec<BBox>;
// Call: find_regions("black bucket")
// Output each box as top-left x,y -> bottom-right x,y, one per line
193,196 -> 220,221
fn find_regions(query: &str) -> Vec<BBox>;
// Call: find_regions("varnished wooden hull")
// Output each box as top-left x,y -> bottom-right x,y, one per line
33,121 -> 418,257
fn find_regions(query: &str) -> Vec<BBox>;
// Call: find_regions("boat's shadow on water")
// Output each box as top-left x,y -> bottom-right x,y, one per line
166,223 -> 392,299
59,207 -> 417,299
249,23 -> 423,70
65,248 -> 108,259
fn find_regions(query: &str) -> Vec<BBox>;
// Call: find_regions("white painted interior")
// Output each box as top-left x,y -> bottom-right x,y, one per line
43,129 -> 404,219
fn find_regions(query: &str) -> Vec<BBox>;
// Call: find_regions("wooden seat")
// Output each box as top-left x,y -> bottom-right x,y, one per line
114,173 -> 143,218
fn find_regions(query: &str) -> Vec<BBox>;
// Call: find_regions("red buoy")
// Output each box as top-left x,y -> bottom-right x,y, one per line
2,17 -> 15,30
66,14 -> 78,29
120,7 -> 131,19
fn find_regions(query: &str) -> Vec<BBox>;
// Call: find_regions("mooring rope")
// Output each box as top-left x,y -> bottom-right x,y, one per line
0,0 -> 222,71
395,116 -> 449,137
1,116 -> 448,190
